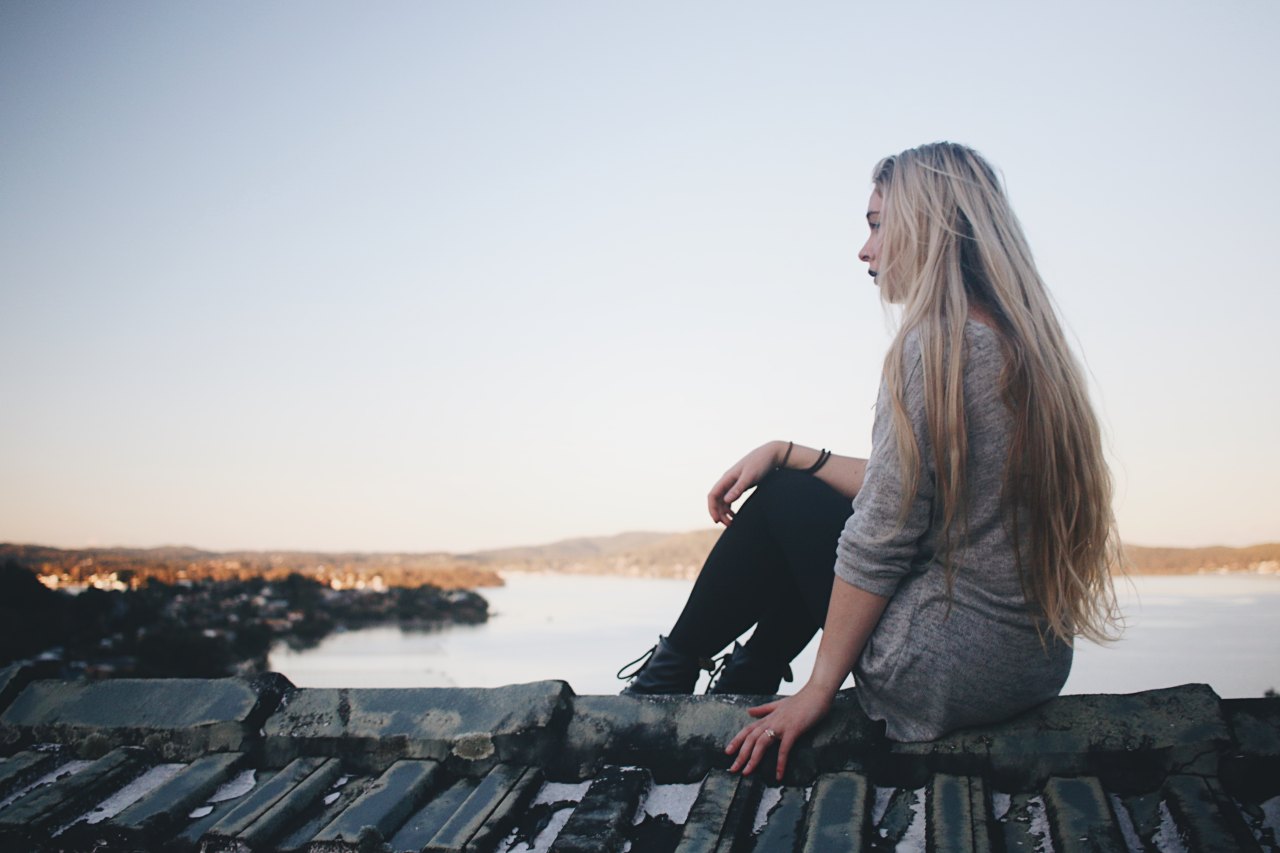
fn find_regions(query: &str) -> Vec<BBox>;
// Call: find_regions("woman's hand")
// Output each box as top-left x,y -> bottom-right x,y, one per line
707,441 -> 785,525
725,579 -> 888,781
724,684 -> 835,781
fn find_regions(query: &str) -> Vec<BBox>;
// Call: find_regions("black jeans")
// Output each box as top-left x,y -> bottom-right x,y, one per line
667,468 -> 854,664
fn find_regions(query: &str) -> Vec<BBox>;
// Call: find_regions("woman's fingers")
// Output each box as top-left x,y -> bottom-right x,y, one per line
707,470 -> 739,523
741,726 -> 778,776
775,730 -> 795,781
708,443 -> 782,523
726,719 -> 758,755
724,727 -> 746,755
726,726 -> 751,771
727,723 -> 761,765
708,466 -> 762,525
727,735 -> 747,772
726,718 -> 784,776
730,732 -> 754,774
747,701 -> 779,718
728,729 -> 803,783
730,728 -> 766,774
723,475 -> 745,503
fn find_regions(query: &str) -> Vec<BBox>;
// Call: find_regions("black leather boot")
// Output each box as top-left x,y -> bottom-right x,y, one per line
617,635 -> 712,695
706,642 -> 794,695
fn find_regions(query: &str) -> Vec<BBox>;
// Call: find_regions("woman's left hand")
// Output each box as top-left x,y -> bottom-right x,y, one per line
724,684 -> 834,781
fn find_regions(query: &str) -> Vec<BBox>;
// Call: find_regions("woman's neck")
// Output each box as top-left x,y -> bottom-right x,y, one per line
968,305 -> 997,328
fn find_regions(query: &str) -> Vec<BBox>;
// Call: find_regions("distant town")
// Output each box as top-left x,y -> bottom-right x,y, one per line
1,543 -> 504,594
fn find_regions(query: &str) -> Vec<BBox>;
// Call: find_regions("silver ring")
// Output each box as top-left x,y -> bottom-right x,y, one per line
764,728 -> 777,739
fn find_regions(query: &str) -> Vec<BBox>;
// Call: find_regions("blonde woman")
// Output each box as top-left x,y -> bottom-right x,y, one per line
617,142 -> 1122,779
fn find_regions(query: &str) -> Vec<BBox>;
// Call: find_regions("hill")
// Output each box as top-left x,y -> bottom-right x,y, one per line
468,532 -> 1280,578
465,530 -> 720,579
3,535 -> 1276,586
1124,542 -> 1280,575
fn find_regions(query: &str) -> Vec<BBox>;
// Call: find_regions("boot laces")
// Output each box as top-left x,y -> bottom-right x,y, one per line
616,645 -> 655,681
706,646 -> 795,692
616,644 -> 715,682
707,651 -> 730,686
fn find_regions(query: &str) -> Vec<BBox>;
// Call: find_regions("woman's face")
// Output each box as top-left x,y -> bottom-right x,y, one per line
858,189 -> 883,283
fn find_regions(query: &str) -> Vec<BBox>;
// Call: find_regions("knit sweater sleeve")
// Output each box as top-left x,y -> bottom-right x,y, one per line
834,336 -> 934,597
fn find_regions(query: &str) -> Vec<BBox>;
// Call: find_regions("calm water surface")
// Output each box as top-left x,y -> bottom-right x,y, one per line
268,572 -> 1280,698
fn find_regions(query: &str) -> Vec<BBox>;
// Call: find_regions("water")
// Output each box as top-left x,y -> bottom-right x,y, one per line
269,573 -> 700,693
268,572 -> 1280,698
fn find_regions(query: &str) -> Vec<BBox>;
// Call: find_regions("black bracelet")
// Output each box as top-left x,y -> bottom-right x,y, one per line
804,448 -> 831,474
778,441 -> 794,469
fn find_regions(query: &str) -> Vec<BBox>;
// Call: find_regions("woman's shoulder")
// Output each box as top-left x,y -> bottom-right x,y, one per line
896,317 -> 1002,366
964,314 -> 1001,341
963,317 -> 1005,373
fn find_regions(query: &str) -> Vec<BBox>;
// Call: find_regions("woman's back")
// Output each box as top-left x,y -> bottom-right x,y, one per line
838,319 -> 1072,741
871,142 -> 1122,650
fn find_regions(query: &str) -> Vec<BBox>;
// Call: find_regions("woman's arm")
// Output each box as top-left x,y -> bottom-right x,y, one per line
783,442 -> 867,500
708,441 -> 867,525
725,576 -> 888,780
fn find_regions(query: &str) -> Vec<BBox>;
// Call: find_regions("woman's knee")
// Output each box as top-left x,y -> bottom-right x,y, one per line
746,468 -> 845,515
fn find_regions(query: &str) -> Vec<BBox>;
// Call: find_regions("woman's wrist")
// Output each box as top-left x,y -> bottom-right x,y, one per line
774,441 -> 832,475
774,440 -> 794,469
799,678 -> 839,710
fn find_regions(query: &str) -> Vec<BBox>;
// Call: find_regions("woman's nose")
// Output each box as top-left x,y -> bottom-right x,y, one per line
858,239 -> 873,263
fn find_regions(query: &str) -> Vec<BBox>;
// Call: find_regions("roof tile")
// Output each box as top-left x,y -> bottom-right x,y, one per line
0,678 -> 1276,851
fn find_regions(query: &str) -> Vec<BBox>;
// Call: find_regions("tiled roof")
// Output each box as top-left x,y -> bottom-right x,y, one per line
0,663 -> 1276,851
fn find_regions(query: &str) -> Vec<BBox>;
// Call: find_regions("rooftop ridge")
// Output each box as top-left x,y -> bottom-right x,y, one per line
0,669 -> 1276,851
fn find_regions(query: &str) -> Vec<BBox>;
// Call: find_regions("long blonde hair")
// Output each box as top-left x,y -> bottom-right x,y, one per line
874,142 -> 1121,644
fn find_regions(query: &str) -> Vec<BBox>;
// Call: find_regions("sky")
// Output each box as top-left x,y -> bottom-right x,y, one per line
1,1 -> 1277,554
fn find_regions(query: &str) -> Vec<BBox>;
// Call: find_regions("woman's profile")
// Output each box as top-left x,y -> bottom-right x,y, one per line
617,141 -> 1123,779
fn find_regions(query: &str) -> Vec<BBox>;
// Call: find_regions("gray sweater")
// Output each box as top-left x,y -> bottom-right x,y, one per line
835,320 -> 1072,741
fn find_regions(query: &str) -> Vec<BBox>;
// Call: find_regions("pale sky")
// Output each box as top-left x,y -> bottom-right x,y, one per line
2,1 -> 1277,553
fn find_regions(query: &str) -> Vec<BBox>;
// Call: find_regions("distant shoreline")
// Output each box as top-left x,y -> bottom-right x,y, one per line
4,535 -> 1278,585
493,563 -> 1280,580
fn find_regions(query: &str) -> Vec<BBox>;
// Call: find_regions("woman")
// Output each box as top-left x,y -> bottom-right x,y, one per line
617,142 -> 1123,780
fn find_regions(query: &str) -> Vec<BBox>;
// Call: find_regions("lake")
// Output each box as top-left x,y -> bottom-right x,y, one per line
268,572 -> 1280,699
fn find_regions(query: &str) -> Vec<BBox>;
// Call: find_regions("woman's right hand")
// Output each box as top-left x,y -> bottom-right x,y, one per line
707,441 -> 785,526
